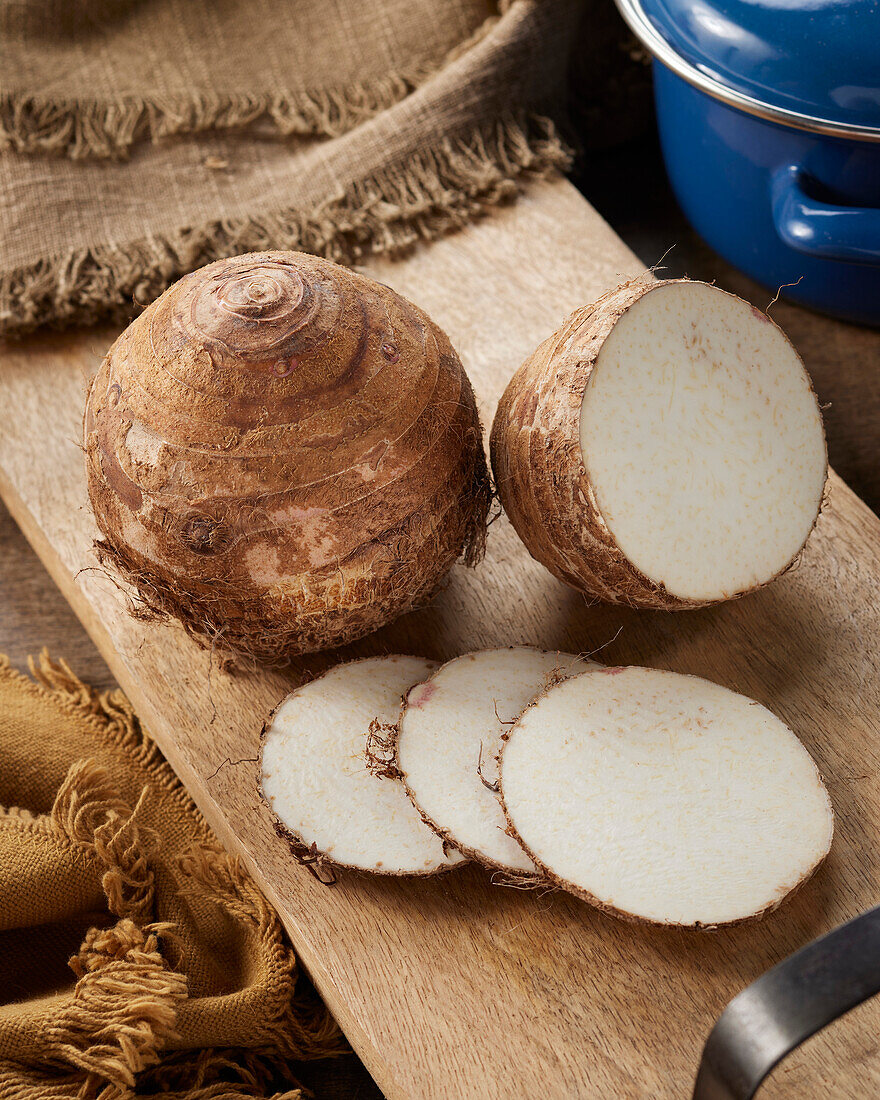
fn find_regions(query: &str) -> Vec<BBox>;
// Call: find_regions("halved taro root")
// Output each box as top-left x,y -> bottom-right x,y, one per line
491,280 -> 828,609
500,665 -> 834,927
260,655 -> 464,878
397,647 -> 599,876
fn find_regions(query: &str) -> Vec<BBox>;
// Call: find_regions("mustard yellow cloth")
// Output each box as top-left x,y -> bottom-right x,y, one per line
0,654 -> 348,1099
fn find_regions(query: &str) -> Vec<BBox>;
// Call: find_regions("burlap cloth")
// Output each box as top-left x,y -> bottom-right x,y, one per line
0,653 -> 353,1099
0,0 -> 648,337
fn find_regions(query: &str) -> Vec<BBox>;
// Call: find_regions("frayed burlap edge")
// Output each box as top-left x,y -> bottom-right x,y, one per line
0,113 -> 571,338
52,759 -> 159,924
0,73 -> 432,161
0,653 -> 345,1100
0,11 -> 502,160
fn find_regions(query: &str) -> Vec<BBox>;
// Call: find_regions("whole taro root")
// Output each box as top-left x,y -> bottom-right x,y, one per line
84,251 -> 490,664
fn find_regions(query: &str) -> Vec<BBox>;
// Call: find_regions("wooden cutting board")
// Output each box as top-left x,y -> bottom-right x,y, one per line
2,175 -> 880,1099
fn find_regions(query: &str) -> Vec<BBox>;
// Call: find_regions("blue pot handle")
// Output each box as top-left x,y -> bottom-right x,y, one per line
772,165 -> 880,267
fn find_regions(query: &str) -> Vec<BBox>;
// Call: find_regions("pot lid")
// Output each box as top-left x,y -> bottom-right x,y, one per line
617,0 -> 880,139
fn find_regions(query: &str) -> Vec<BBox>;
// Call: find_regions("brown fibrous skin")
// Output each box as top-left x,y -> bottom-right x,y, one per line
489,277 -> 827,611
84,251 -> 491,663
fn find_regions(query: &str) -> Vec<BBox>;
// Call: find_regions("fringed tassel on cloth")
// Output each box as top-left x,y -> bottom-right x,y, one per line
29,653 -> 166,775
129,1046 -> 312,1100
0,653 -> 345,1100
39,756 -> 182,1093
48,920 -> 185,1094
51,760 -> 158,923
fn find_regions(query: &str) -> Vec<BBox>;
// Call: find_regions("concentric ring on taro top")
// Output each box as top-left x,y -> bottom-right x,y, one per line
183,259 -> 336,361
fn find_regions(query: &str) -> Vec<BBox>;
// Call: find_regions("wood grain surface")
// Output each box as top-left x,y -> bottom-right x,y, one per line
2,175 -> 880,1098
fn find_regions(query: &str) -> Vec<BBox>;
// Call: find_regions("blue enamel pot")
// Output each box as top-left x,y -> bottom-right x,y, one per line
614,0 -> 880,326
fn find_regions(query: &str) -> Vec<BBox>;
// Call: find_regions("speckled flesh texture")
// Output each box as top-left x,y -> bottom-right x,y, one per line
260,655 -> 465,875
84,251 -> 491,662
490,279 -> 828,609
500,665 -> 834,928
397,647 -> 598,875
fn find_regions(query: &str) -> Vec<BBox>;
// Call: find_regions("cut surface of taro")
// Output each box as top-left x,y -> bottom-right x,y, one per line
260,655 -> 463,875
397,647 -> 598,874
500,665 -> 834,927
579,282 -> 826,601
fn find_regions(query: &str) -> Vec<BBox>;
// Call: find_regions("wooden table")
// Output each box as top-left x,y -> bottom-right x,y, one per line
2,146 -> 880,1099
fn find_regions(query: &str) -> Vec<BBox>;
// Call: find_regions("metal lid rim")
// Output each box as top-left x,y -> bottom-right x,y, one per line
615,0 -> 880,145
